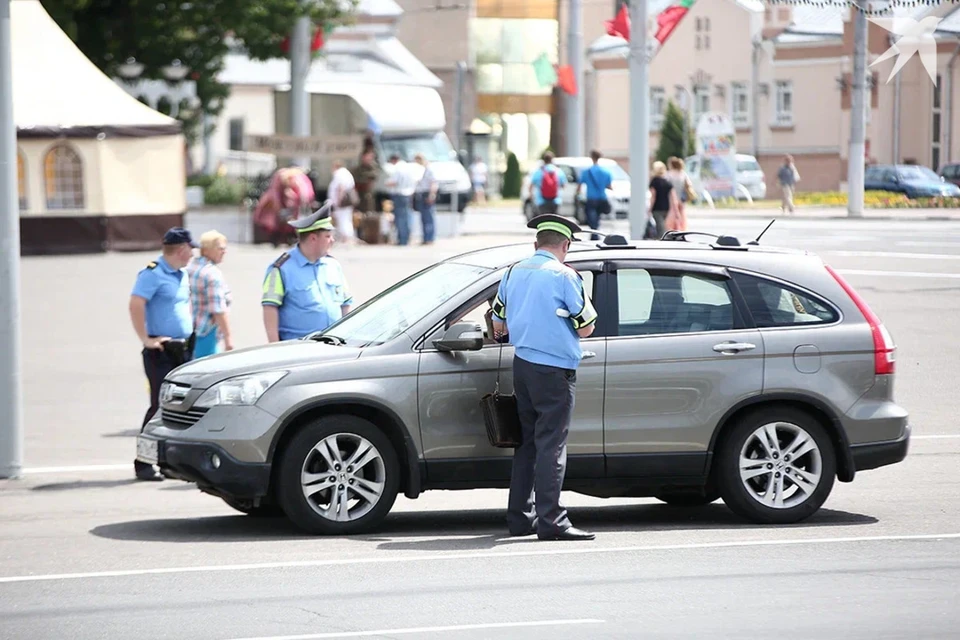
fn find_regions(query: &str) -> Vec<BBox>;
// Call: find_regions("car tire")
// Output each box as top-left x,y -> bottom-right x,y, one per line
277,415 -> 400,535
716,406 -> 836,525
221,497 -> 285,518
655,487 -> 721,507
523,200 -> 536,221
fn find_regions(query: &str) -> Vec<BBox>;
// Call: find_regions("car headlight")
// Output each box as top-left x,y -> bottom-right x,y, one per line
194,371 -> 287,408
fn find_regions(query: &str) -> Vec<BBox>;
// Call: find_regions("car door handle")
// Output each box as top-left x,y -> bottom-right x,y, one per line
713,342 -> 756,354
582,351 -> 597,359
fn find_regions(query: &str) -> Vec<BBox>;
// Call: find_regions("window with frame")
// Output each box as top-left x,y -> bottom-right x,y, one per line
229,118 -> 245,151
692,86 -> 710,124
17,149 -> 27,211
616,268 -> 734,336
732,272 -> 838,328
651,86 -> 666,129
44,144 -> 85,210
774,80 -> 793,126
731,82 -> 749,127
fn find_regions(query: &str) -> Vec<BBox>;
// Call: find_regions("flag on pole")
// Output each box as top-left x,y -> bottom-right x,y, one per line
654,0 -> 696,48
532,52 -> 558,88
605,5 -> 630,41
556,65 -> 577,95
603,1 -> 696,60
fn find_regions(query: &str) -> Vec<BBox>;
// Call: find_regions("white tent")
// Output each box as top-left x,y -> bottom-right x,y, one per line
12,0 -> 187,254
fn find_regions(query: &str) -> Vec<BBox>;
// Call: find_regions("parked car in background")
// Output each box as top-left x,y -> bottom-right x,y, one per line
938,162 -> 960,188
865,164 -> 960,198
521,156 -> 635,223
686,153 -> 767,201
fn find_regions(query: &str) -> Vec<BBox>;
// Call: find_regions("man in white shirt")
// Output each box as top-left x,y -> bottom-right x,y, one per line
470,156 -> 488,205
328,160 -> 357,244
385,154 -> 419,245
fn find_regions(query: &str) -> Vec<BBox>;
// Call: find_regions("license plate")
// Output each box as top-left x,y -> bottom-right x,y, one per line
136,436 -> 159,464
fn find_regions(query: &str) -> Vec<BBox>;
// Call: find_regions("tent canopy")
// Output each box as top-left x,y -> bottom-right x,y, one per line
11,0 -> 181,138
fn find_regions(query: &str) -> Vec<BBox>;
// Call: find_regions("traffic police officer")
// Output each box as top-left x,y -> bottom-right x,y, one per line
262,204 -> 354,342
129,227 -> 197,481
491,214 -> 598,541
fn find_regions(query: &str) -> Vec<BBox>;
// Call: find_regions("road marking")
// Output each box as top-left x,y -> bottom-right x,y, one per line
225,619 -> 605,640
21,464 -> 130,474
828,251 -> 960,260
2,532 -> 958,585
836,269 -> 960,279
913,434 -> 960,439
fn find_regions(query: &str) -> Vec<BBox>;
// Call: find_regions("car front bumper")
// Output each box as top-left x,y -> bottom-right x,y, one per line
849,423 -> 911,472
143,435 -> 272,500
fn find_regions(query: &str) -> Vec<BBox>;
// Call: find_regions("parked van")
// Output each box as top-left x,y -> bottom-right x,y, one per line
685,153 -> 767,201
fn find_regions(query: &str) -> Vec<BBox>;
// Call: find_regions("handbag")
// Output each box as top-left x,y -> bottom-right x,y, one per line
339,187 -> 360,208
479,266 -> 523,448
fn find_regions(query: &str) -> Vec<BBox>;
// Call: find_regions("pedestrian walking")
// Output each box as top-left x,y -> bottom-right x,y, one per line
329,159 -> 358,245
129,227 -> 197,481
470,155 -> 488,205
529,152 -> 567,215
491,214 -> 598,541
648,160 -> 680,239
581,150 -> 613,240
778,155 -> 800,214
261,204 -> 354,342
413,153 -> 438,245
666,156 -> 693,232
186,230 -> 233,358
385,154 -> 417,245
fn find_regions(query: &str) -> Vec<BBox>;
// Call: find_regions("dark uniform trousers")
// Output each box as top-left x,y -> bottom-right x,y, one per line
507,356 -> 577,536
135,345 -> 193,471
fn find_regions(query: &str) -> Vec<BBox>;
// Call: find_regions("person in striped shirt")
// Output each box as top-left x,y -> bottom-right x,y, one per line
186,231 -> 234,357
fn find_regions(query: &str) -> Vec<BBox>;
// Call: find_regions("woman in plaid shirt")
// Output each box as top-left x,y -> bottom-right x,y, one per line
187,231 -> 234,358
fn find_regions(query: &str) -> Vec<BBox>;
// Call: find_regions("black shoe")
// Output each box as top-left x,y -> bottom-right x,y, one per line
538,526 -> 595,541
134,461 -> 164,482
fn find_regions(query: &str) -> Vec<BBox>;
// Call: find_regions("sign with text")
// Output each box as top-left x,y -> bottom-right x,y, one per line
245,134 -> 362,160
695,112 -> 738,199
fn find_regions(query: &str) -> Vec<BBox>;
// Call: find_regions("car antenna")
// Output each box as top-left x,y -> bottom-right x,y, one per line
747,219 -> 775,245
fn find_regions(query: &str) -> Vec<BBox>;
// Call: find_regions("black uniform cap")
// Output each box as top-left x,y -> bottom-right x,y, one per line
527,213 -> 582,240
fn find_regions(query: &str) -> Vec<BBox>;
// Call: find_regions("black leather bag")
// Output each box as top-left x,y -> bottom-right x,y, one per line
479,266 -> 522,448
162,333 -> 196,365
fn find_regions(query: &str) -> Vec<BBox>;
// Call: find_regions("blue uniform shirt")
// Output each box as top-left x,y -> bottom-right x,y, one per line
492,250 -> 598,370
261,246 -> 354,341
130,256 -> 193,339
531,164 -> 568,206
581,164 -> 612,201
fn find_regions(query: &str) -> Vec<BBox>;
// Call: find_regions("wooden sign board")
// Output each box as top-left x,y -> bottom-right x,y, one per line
245,134 -> 362,160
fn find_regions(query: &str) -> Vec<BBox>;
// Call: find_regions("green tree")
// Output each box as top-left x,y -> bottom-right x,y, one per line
42,0 -> 357,146
655,100 -> 695,163
502,152 -> 521,199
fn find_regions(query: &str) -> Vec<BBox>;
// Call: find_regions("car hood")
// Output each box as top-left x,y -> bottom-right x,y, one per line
610,180 -> 630,196
167,341 -> 361,389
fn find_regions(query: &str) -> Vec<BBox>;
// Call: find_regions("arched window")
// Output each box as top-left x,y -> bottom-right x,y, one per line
44,143 -> 85,210
17,149 -> 26,211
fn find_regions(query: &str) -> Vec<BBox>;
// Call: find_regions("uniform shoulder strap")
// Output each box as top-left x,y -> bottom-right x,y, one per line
146,261 -> 158,269
272,252 -> 290,269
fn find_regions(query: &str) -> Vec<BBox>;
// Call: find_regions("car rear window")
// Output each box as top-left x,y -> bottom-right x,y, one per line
733,272 -> 838,328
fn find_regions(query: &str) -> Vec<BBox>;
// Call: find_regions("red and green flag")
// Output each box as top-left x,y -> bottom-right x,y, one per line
604,1 -> 696,59
532,52 -> 558,88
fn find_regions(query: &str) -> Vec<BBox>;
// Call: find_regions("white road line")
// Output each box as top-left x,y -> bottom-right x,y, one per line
21,464 -> 130,474
1,532 -> 958,585
225,619 -> 605,640
836,269 -> 960,279
828,251 -> 960,260
913,434 -> 960,440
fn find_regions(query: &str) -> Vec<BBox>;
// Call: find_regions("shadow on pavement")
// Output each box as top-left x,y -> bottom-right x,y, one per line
88,503 -> 877,546
32,479 -> 140,491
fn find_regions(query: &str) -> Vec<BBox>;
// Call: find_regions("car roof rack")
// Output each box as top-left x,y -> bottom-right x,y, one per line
661,230 -> 743,247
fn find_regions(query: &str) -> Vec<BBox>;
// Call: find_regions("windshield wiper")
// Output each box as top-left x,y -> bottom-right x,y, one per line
309,334 -> 346,345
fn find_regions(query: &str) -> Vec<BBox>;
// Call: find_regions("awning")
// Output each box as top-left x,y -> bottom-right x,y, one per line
303,83 -> 446,134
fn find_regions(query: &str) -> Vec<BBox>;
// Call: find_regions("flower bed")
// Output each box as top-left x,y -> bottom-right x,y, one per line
711,191 -> 960,209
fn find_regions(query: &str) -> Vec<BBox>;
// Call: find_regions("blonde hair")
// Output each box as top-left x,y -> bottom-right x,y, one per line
200,230 -> 227,252
652,161 -> 667,177
668,157 -> 685,171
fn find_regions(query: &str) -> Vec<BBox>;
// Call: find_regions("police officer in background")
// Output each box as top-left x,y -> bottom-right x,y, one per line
491,214 -> 598,541
129,227 -> 197,481
262,204 -> 354,342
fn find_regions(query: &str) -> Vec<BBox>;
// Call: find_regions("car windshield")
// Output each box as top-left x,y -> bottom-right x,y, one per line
601,161 -> 630,181
314,262 -> 491,347
737,159 -> 761,171
898,166 -> 940,181
380,132 -> 457,163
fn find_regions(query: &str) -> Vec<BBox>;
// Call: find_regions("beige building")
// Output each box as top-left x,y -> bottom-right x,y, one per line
588,0 -> 960,195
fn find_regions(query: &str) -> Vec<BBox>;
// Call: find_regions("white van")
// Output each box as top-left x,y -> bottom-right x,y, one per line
685,153 -> 767,201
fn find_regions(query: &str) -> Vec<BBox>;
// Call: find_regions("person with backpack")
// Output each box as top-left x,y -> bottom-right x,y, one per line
529,151 -> 567,215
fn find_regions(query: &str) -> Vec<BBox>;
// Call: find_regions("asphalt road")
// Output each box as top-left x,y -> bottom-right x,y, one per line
2,209 -> 959,639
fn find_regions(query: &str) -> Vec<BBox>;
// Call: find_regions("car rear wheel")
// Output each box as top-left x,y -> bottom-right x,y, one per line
717,407 -> 836,525
655,487 -> 721,507
277,415 -> 400,535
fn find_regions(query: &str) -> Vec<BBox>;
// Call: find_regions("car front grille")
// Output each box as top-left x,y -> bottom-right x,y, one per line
161,407 -> 209,429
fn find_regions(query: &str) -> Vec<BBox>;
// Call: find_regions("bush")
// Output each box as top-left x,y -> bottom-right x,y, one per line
186,174 -> 216,189
203,176 -> 247,206
656,100 -> 695,163
502,152 -> 522,199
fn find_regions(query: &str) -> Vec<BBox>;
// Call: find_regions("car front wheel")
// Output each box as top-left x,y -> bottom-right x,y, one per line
277,415 -> 400,535
717,407 -> 836,525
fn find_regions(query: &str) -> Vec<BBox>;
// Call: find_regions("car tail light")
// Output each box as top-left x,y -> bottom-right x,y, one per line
825,265 -> 895,375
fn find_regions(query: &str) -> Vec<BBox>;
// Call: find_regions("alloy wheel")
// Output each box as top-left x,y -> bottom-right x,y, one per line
300,433 -> 386,522
738,421 -> 823,509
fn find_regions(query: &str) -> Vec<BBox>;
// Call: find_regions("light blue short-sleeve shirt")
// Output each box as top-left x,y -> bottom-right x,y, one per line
492,250 -> 597,370
130,256 -> 193,339
261,246 -> 354,341
531,164 -> 568,206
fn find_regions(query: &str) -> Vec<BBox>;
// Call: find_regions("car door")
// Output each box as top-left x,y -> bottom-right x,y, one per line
417,261 -> 608,485
602,260 -> 765,479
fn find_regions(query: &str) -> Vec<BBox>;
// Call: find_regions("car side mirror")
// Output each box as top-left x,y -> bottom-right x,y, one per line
433,321 -> 484,352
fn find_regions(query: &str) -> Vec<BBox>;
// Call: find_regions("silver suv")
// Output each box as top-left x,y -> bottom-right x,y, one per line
138,231 -> 910,535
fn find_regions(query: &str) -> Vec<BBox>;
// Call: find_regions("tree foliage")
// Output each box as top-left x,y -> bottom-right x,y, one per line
656,100 -> 695,164
41,0 -> 357,145
502,152 -> 521,199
